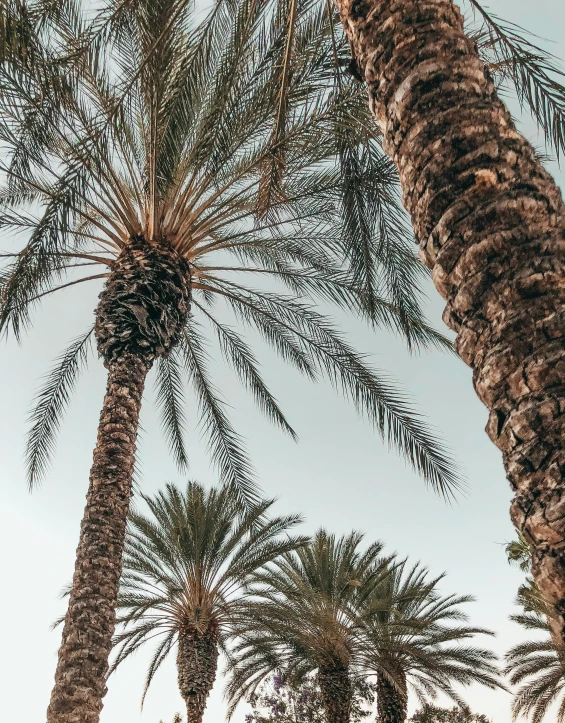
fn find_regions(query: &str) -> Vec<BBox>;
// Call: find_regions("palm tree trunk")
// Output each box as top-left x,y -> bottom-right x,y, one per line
335,0 -> 565,642
177,626 -> 220,723
46,354 -> 150,723
46,236 -> 192,723
318,661 -> 353,723
376,669 -> 407,723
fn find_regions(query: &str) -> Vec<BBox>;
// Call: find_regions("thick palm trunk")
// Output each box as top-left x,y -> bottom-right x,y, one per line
318,661 -> 353,723
46,236 -> 191,723
46,354 -> 149,723
177,626 -> 219,723
376,669 -> 407,723
335,0 -> 565,642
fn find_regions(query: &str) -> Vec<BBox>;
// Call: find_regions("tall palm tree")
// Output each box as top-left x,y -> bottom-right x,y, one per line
109,481 -> 307,723
332,0 -> 565,645
0,1 -> 460,720
505,586 -> 565,723
360,563 -> 501,723
225,530 -> 395,723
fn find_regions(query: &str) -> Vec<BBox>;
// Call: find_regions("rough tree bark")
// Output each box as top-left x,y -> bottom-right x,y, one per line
335,0 -> 565,644
177,626 -> 220,723
46,237 -> 191,723
318,661 -> 353,723
376,669 -> 407,723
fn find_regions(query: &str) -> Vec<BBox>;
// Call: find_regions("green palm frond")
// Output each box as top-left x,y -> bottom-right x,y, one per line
154,348 -> 189,471
25,327 -> 93,488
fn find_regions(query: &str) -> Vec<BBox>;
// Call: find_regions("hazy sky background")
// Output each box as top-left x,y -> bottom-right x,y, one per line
1,1 -> 565,722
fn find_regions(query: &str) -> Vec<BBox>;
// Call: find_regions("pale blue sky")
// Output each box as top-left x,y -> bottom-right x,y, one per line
1,1 -> 565,722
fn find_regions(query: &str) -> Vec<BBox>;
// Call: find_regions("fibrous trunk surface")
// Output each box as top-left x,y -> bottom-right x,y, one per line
335,0 -> 565,641
47,236 -> 191,723
318,661 -> 353,723
177,626 -> 220,723
376,669 -> 407,723
46,353 -> 149,723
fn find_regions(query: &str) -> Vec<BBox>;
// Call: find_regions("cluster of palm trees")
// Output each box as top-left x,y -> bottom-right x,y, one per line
2,0 -> 565,721
110,482 -> 500,723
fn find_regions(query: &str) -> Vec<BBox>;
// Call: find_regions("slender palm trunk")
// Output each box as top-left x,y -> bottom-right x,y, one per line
318,661 -> 353,723
46,354 -> 150,723
335,0 -> 565,642
177,626 -> 220,723
46,236 -> 191,723
376,669 -> 407,723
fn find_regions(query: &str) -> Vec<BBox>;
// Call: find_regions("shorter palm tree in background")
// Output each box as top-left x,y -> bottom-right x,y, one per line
227,537 -> 500,723
110,482 -> 307,723
226,530 -> 393,723
360,563 -> 501,723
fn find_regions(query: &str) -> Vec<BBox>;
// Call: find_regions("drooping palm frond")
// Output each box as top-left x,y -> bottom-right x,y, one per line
110,481 -> 307,704
465,0 -> 565,157
25,327 -> 93,488
1,0 -> 461,502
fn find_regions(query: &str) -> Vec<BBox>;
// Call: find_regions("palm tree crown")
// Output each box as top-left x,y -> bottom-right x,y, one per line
0,0 -> 458,502
359,563 -> 501,723
112,481 -> 308,718
225,529 -> 394,721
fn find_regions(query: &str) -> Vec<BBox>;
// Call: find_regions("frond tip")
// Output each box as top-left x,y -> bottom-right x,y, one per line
26,327 -> 93,489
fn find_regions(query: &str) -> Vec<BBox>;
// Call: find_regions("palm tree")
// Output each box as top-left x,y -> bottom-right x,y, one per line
505,586 -> 565,723
360,563 -> 501,723
109,482 -> 307,723
0,1 -> 460,720
332,0 -> 565,644
225,530 -> 394,723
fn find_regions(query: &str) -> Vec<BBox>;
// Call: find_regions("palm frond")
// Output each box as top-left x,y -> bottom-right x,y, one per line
25,327 -> 93,488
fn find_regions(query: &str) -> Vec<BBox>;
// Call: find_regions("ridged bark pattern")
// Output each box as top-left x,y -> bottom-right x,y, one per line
318,662 -> 353,723
376,669 -> 407,723
46,353 -> 149,723
177,627 -> 219,723
95,235 -> 191,366
335,0 -> 565,642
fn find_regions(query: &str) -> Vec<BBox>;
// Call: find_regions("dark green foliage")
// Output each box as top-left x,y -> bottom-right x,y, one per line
409,703 -> 491,723
245,672 -> 375,723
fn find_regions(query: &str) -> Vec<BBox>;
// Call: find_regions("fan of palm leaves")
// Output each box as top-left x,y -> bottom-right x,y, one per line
0,0 -> 459,503
109,481 -> 308,704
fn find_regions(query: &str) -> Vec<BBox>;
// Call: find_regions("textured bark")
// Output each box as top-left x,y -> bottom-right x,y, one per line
177,626 -> 219,723
47,236 -> 192,723
376,669 -> 407,723
335,0 -> 565,643
318,661 -> 353,723
46,354 -> 149,723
